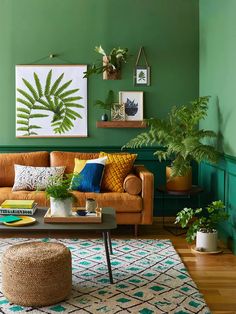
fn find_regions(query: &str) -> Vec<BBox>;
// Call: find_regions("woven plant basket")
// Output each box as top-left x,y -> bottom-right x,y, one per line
1,242 -> 72,307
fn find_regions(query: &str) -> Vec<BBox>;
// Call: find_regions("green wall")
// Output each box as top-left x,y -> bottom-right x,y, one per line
199,0 -> 236,253
0,0 -> 199,147
200,0 -> 236,157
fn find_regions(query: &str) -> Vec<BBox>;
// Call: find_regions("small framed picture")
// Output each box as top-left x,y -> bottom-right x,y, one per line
111,103 -> 125,121
119,91 -> 143,121
134,66 -> 150,86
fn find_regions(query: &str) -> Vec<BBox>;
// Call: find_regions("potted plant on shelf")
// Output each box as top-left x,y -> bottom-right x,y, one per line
83,45 -> 128,80
175,200 -> 228,252
45,174 -> 77,217
94,90 -> 115,121
123,96 -> 219,191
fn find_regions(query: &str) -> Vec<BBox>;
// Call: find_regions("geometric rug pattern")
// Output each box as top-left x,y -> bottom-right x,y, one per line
0,238 -> 211,314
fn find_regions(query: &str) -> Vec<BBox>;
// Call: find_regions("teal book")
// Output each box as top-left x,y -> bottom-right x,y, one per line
0,216 -> 23,223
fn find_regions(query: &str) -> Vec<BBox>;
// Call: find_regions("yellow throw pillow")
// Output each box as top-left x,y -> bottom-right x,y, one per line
99,152 -> 137,192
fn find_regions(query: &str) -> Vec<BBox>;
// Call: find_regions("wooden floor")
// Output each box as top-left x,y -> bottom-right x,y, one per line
1,220 -> 236,313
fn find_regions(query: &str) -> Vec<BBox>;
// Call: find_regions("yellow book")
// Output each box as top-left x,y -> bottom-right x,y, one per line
1,200 -> 35,209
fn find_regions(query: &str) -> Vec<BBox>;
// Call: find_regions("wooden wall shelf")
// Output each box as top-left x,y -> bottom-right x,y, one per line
96,121 -> 147,128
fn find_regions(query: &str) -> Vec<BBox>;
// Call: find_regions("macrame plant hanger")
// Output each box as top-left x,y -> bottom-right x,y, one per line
134,47 -> 150,86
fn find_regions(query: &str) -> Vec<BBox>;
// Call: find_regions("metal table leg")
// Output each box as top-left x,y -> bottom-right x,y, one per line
102,231 -> 113,284
107,231 -> 113,255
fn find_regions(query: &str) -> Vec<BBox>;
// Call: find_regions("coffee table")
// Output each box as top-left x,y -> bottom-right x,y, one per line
0,207 -> 117,284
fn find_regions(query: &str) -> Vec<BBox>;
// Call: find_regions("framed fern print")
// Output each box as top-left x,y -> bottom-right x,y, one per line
16,65 -> 87,137
119,91 -> 143,121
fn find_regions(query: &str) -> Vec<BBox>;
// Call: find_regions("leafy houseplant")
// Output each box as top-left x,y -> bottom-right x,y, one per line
175,200 -> 228,251
94,90 -> 115,121
124,96 -> 219,190
45,174 -> 76,217
83,46 -> 128,80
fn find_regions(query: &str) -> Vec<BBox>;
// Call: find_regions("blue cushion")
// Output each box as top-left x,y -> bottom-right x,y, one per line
71,157 -> 107,192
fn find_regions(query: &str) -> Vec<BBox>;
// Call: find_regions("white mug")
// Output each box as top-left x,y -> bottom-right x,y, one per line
85,198 -> 97,213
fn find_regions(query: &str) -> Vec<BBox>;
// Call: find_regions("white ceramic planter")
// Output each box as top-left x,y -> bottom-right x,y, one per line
50,197 -> 72,217
196,230 -> 218,252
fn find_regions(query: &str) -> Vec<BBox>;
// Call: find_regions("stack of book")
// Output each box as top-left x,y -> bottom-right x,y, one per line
0,200 -> 37,215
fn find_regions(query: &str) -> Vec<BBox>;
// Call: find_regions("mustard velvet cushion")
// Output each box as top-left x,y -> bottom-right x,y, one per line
99,152 -> 137,192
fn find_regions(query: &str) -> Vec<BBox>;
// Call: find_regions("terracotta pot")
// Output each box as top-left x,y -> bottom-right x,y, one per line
102,56 -> 121,80
166,166 -> 192,191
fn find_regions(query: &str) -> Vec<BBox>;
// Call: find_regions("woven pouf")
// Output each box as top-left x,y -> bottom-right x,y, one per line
1,242 -> 72,307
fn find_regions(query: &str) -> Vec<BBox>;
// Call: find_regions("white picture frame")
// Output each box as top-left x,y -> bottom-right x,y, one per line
16,65 -> 87,138
119,91 -> 143,121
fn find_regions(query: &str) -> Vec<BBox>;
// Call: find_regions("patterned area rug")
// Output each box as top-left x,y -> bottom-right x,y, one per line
0,238 -> 210,314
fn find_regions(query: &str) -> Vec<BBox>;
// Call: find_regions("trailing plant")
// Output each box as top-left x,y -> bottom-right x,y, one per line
16,70 -> 84,136
83,46 -> 128,78
175,200 -> 228,243
45,174 -> 79,200
123,96 -> 219,178
94,90 -> 115,111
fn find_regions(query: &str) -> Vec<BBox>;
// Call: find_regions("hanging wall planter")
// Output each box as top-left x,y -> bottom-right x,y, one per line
83,46 -> 128,80
103,56 -> 121,80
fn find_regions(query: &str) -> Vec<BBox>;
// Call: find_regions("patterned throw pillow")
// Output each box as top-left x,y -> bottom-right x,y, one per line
71,156 -> 107,192
99,152 -> 137,192
12,165 -> 65,191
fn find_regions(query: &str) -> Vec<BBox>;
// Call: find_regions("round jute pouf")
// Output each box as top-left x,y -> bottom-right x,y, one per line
1,242 -> 72,307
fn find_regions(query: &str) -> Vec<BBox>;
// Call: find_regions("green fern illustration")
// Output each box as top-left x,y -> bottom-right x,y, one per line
138,71 -> 146,82
16,69 -> 84,135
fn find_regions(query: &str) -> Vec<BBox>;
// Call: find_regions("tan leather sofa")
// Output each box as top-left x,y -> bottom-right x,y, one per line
0,151 -> 154,233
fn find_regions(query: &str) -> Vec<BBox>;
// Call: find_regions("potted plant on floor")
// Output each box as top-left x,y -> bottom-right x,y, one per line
175,200 -> 228,252
83,45 -> 128,80
45,174 -> 76,217
123,96 -> 219,191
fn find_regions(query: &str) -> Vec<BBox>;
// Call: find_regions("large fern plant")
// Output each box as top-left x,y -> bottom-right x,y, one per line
124,96 -> 219,178
16,70 -> 84,136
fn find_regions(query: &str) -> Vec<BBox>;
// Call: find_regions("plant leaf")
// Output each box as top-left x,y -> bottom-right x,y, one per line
17,120 -> 28,125
17,108 -> 30,115
22,78 -> 38,100
44,70 -> 52,95
28,125 -> 42,129
50,73 -> 64,95
34,72 -> 43,98
59,89 -> 80,99
54,80 -> 72,96
17,113 -> 29,119
17,89 -> 35,105
29,114 -> 49,119
17,127 -> 29,131
17,98 -> 33,109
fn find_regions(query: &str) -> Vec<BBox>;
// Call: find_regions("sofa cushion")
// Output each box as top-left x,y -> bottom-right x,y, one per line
82,192 -> 142,213
99,152 -> 137,192
71,157 -> 107,192
0,188 -> 49,207
123,174 -> 142,195
0,189 -> 142,214
50,151 -> 99,174
0,152 -> 49,187
12,165 -> 65,191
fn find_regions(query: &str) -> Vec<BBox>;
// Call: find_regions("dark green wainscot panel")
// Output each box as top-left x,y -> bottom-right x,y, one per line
199,155 -> 236,254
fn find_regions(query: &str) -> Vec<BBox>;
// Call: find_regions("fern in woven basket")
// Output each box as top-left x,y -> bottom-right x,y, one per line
16,70 -> 84,136
124,96 -> 219,178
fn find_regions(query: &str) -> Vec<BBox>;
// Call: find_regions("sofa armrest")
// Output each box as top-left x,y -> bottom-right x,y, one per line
133,165 -> 154,224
